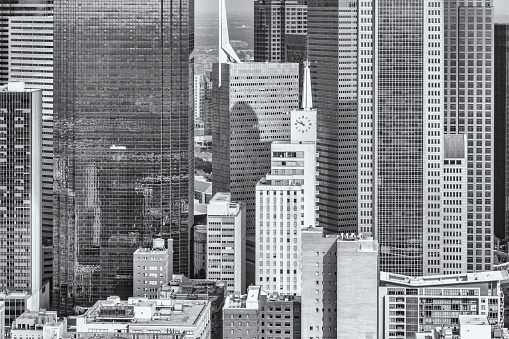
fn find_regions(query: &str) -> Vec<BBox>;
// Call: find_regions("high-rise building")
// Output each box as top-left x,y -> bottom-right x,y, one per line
133,238 -> 173,299
206,192 -> 246,295
212,62 -> 300,285
494,24 -> 509,240
307,0 -> 368,236
254,0 -> 307,63
307,0 -> 473,276
0,83 -> 44,307
0,1 -> 53,84
255,62 -> 316,295
53,0 -> 194,314
444,0 -> 494,272
8,14 -> 54,285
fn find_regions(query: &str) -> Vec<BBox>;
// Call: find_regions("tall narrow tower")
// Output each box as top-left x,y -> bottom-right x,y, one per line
0,83 -> 43,307
53,0 -> 194,314
444,0 -> 494,272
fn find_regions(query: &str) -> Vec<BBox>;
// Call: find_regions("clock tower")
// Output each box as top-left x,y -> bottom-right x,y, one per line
290,61 -> 317,143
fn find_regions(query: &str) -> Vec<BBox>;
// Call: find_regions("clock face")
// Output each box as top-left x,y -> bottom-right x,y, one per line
294,115 -> 312,133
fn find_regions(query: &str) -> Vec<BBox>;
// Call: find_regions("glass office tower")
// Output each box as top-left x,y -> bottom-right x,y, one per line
0,1 -> 53,84
444,0 -> 494,272
53,0 -> 194,314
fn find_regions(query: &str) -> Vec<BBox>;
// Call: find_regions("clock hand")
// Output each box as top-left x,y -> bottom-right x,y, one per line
297,121 -> 305,126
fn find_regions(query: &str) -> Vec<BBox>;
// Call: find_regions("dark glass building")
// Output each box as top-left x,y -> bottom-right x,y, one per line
53,0 -> 194,314
495,24 -> 509,240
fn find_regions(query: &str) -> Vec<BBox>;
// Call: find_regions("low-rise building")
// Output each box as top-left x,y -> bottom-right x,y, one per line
75,296 -> 210,339
158,275 -> 226,339
222,286 -> 301,339
133,238 -> 173,299
415,315 -> 492,339
0,291 -> 42,330
10,310 -> 61,339
379,271 -> 508,338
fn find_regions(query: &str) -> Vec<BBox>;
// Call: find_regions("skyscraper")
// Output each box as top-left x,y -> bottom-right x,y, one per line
307,1 -> 473,276
444,0 -> 494,272
8,15 -> 54,285
0,1 -> 53,84
212,62 -> 300,285
255,62 -> 317,295
0,82 -> 43,307
494,23 -> 509,240
254,0 -> 307,63
53,0 -> 194,314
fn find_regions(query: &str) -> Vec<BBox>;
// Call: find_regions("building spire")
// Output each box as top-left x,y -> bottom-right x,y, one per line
218,0 -> 241,86
302,60 -> 312,110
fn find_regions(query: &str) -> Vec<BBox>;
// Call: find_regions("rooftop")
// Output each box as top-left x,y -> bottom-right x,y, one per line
80,297 -> 209,327
0,291 -> 31,300
210,192 -> 230,202
194,179 -> 212,194
160,275 -> 226,298
459,315 -> 490,326
12,310 -> 59,329
381,270 -> 509,286
133,248 -> 168,255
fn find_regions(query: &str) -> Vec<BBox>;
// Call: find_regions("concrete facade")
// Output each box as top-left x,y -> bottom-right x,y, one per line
300,229 -> 337,339
133,239 -> 173,299
207,193 -> 246,295
336,238 -> 378,339
459,315 -> 491,339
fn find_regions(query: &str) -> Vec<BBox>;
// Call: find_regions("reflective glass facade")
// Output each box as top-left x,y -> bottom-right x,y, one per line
53,0 -> 194,314
444,0 -> 494,272
377,0 -> 424,276
494,24 -> 509,239
308,0 -> 359,234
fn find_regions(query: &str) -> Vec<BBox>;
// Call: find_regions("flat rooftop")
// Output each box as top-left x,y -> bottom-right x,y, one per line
459,315 -> 490,326
133,248 -> 168,255
81,298 -> 209,327
381,270 -> 509,286
210,192 -> 230,202
16,310 -> 57,320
